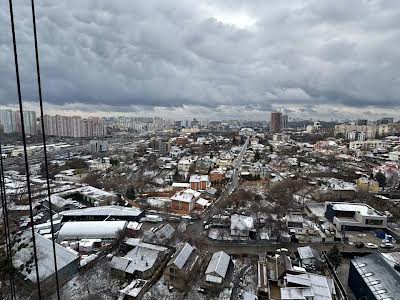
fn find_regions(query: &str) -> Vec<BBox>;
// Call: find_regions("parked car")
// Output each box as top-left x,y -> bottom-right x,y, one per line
380,243 -> 394,249
366,243 -> 378,249
355,242 -> 365,248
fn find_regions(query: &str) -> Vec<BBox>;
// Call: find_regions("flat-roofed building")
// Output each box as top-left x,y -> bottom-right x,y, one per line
325,202 -> 387,232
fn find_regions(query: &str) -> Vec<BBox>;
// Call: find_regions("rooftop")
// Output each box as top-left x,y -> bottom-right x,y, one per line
58,221 -> 127,241
205,251 -> 231,280
13,231 -> 79,283
351,253 -> 400,300
231,214 -> 254,231
168,243 -> 194,269
60,205 -> 143,218
330,202 -> 383,217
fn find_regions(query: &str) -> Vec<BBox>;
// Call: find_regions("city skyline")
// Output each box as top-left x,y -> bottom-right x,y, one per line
1,1 -> 400,121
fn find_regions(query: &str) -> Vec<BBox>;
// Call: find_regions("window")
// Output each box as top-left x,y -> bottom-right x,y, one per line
365,219 -> 383,225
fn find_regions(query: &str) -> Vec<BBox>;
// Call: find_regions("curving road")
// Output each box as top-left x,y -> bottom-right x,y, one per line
186,137 -> 249,237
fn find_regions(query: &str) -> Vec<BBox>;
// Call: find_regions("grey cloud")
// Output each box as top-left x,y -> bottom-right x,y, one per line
1,0 -> 400,120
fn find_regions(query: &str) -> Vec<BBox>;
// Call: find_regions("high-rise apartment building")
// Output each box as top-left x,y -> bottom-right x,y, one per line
0,109 -> 17,133
281,114 -> 288,129
270,112 -> 282,133
0,109 -> 36,134
42,114 -> 105,138
377,117 -> 394,125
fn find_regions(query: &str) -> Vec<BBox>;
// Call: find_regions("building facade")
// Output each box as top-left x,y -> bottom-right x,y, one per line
270,112 -> 282,133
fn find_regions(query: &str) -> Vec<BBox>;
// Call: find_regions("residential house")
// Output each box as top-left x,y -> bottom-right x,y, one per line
205,251 -> 231,285
111,241 -> 169,279
164,243 -> 200,290
356,177 -> 379,193
177,158 -> 193,172
170,189 -> 201,215
196,158 -> 214,174
142,223 -> 175,245
326,178 -> 358,200
230,214 -> 254,238
209,168 -> 225,185
189,174 -> 211,191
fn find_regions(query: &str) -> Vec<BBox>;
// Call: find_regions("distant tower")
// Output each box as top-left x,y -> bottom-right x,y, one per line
281,114 -> 288,129
270,112 -> 282,133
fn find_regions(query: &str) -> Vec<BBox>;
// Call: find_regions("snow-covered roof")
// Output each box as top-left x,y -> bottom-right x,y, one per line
13,231 -> 79,283
231,214 -> 254,231
124,244 -> 167,274
111,256 -> 131,271
206,187 -> 218,195
170,189 -> 200,203
196,198 -> 210,207
205,251 -> 230,280
58,185 -> 116,203
60,205 -> 143,218
327,178 -> 357,191
172,182 -> 190,188
127,221 -> 142,231
58,221 -> 127,241
119,279 -> 147,298
189,174 -> 209,182
155,224 -> 175,240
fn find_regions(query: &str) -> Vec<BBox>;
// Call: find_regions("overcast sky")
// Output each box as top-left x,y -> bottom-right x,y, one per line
1,0 -> 400,120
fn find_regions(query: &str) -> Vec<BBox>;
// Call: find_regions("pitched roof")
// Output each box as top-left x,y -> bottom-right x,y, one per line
231,214 -> 254,231
168,242 -> 194,269
297,246 -> 320,260
205,251 -> 230,279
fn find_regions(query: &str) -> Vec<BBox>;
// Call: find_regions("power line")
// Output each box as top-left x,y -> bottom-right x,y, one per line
8,0 -> 42,298
0,143 -> 16,299
30,0 -> 61,298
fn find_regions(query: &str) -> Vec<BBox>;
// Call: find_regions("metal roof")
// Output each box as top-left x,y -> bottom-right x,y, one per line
13,232 -> 78,283
297,246 -> 320,260
352,253 -> 400,300
61,205 -> 143,217
58,220 -> 127,241
169,242 -> 194,269
205,251 -> 230,279
282,273 -> 333,300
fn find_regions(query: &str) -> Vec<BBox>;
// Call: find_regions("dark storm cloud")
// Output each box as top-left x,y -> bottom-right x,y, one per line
1,0 -> 400,119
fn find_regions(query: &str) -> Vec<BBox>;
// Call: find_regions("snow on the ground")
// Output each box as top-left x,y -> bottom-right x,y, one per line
55,258 -> 123,299
142,277 -> 184,300
208,228 -> 232,240
217,287 -> 233,300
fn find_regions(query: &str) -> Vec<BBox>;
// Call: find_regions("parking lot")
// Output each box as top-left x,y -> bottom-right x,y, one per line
346,230 -> 398,249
